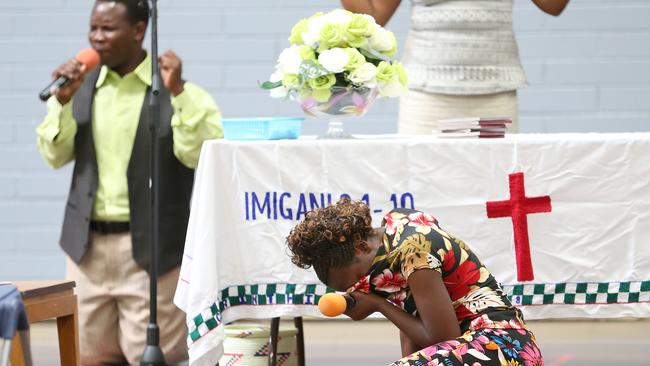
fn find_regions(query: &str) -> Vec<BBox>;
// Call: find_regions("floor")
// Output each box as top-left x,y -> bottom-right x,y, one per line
27,318 -> 650,365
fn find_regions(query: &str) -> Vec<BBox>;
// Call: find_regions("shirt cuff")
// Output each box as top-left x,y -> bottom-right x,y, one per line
170,83 -> 206,129
38,97 -> 75,142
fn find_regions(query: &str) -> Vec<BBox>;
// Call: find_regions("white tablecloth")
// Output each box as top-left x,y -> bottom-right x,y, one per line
174,133 -> 650,365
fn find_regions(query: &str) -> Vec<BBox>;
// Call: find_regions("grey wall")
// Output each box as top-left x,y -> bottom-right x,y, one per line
1,0 -> 649,279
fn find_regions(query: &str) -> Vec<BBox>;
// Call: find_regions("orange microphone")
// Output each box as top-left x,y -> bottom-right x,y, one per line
39,48 -> 101,101
318,292 -> 356,317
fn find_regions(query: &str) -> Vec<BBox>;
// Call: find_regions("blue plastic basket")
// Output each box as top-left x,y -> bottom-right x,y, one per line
222,117 -> 304,140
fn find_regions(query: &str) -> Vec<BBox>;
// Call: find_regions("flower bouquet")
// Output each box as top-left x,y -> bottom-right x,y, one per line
261,9 -> 408,138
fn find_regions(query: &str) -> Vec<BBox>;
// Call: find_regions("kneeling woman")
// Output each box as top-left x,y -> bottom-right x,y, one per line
286,198 -> 543,366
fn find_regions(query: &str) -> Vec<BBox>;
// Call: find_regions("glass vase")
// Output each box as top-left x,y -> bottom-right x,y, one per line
295,86 -> 378,139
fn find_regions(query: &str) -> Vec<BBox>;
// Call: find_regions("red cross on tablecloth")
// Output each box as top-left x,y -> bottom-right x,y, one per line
486,172 -> 552,281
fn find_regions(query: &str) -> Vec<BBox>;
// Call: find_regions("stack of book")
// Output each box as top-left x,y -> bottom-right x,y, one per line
434,117 -> 512,138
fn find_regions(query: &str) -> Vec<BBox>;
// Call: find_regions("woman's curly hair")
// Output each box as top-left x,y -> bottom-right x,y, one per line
286,197 -> 373,285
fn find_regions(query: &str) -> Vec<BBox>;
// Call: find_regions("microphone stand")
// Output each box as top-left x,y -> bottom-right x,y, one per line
141,0 -> 166,364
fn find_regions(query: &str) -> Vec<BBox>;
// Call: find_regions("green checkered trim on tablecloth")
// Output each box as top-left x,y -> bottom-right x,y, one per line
187,283 -> 332,345
503,280 -> 650,306
187,280 -> 650,345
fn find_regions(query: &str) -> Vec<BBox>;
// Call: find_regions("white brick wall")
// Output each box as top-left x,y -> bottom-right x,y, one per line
1,0 -> 649,279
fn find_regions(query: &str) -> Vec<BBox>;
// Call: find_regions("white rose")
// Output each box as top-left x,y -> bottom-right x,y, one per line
369,27 -> 395,53
302,15 -> 328,46
276,45 -> 303,75
268,70 -> 288,98
378,78 -> 407,97
269,70 -> 284,82
318,48 -> 349,73
269,86 -> 289,99
324,9 -> 352,25
348,62 -> 377,88
360,14 -> 377,28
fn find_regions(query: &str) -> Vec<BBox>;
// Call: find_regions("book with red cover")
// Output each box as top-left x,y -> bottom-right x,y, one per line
438,117 -> 512,130
438,116 -> 512,124
440,126 -> 507,133
433,131 -> 505,139
435,116 -> 511,138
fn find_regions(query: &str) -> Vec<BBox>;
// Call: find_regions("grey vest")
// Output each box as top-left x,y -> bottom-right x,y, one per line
61,67 -> 195,274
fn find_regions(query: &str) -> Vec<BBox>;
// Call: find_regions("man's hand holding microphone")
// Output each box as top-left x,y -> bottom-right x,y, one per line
39,48 -> 100,104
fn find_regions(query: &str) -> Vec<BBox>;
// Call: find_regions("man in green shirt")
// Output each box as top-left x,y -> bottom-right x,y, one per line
36,0 -> 222,364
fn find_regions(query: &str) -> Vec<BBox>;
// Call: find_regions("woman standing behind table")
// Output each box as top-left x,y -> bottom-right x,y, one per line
341,0 -> 569,134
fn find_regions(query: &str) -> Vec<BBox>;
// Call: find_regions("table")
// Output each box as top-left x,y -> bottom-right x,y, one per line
10,281 -> 79,366
174,134 -> 650,365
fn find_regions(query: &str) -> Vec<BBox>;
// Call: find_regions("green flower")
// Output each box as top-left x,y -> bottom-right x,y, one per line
308,74 -> 336,90
343,47 -> 366,71
318,23 -> 346,52
376,61 -> 396,83
298,45 -> 316,61
308,74 -> 336,102
369,28 -> 398,57
381,31 -> 398,57
348,62 -> 377,87
282,73 -> 300,88
394,62 -> 409,86
346,14 -> 375,48
312,88 -> 332,102
289,18 -> 308,44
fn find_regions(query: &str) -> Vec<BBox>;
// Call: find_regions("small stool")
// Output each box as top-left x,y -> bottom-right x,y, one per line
10,281 -> 79,366
268,317 -> 305,366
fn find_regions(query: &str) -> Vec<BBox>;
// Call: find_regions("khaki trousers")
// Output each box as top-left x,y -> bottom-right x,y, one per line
66,231 -> 188,365
398,89 -> 519,134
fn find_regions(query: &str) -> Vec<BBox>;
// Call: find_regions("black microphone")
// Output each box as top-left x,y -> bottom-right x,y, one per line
342,293 -> 357,310
39,48 -> 100,102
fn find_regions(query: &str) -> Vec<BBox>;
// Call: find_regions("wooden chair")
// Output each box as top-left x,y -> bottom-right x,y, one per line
10,281 -> 79,366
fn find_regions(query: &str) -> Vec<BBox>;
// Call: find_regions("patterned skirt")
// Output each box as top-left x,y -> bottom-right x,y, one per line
389,328 -> 543,366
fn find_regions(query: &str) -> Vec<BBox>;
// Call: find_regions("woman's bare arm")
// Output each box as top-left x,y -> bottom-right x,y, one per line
531,0 -> 570,16
400,330 -> 420,356
340,0 -> 402,26
374,269 -> 461,348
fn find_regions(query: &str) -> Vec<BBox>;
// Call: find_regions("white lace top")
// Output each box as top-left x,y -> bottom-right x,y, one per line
403,0 -> 528,95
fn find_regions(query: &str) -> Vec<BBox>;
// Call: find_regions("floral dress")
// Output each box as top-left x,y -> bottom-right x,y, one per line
351,209 -> 544,366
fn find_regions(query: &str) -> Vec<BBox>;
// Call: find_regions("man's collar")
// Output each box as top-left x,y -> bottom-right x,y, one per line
95,52 -> 152,88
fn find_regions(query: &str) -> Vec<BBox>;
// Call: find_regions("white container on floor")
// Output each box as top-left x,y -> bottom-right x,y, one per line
219,323 -> 298,366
